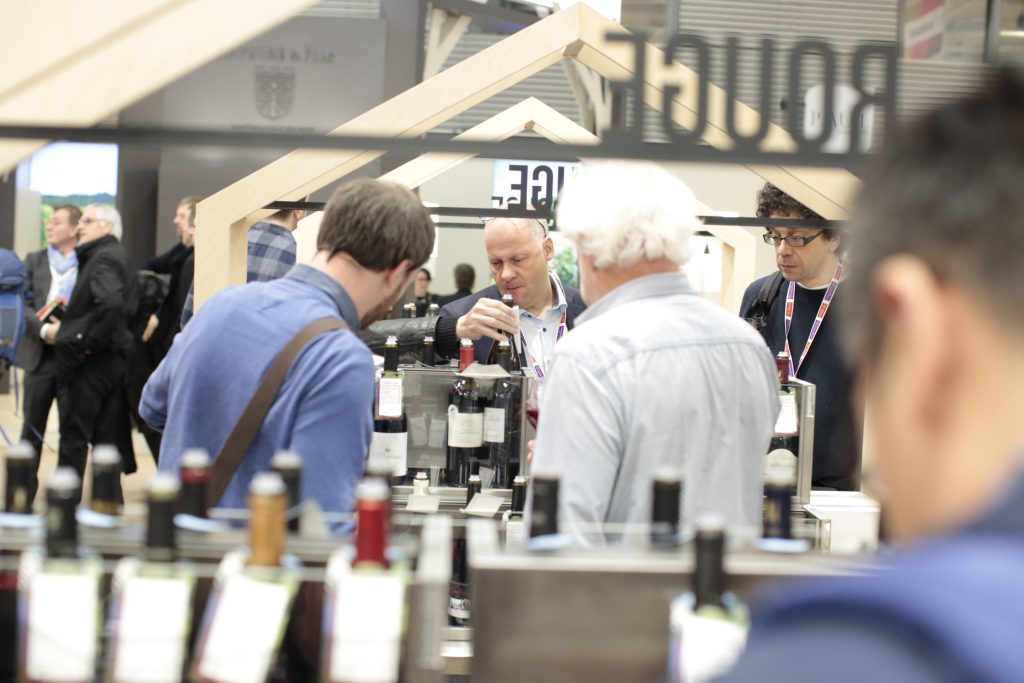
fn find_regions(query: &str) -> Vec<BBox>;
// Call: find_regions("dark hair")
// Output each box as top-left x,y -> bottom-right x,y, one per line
756,183 -> 824,221
53,205 -> 82,225
179,196 -> 204,228
843,67 -> 1024,364
419,267 -> 432,281
454,263 -> 475,290
318,179 -> 434,271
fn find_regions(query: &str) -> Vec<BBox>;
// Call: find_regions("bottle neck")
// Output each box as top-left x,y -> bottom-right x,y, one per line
354,495 -> 389,569
693,532 -> 726,609
384,346 -> 400,373
459,345 -> 474,372
145,495 -> 177,562
45,489 -> 78,559
529,477 -> 559,537
248,492 -> 285,567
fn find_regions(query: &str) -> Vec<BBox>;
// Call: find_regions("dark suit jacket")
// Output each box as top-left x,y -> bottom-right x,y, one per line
437,283 -> 586,364
54,235 -> 139,385
16,249 -> 53,372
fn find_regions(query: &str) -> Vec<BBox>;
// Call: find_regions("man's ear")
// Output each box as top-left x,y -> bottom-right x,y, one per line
542,236 -> 555,261
872,255 -> 950,429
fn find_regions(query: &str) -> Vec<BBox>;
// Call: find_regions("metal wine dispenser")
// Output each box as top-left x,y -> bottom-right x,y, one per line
396,364 -> 536,487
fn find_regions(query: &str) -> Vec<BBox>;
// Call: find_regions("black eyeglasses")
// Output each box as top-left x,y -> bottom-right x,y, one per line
480,215 -> 549,237
763,231 -> 826,248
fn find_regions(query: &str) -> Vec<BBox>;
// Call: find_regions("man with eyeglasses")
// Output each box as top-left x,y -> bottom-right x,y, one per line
53,204 -> 140,501
739,183 -> 860,490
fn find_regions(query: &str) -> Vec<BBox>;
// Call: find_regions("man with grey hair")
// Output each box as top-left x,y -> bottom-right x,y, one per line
435,213 -> 585,371
54,204 -> 139,500
529,162 -> 779,545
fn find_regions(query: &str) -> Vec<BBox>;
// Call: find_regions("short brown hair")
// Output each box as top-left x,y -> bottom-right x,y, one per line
318,179 -> 434,271
454,263 -> 475,290
180,196 -> 204,227
54,205 -> 82,225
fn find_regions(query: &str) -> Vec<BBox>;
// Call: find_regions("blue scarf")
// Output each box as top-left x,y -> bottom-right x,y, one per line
47,245 -> 78,302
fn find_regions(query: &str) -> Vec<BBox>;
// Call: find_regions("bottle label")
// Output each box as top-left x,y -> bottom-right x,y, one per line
773,391 -> 799,436
483,407 -> 506,443
377,377 -> 403,419
369,431 -> 408,476
447,407 -> 483,448
448,581 -> 471,620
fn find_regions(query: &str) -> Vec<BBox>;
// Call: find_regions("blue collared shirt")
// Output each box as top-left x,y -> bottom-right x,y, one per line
518,273 -> 568,378
141,265 -> 372,528
529,272 -> 779,546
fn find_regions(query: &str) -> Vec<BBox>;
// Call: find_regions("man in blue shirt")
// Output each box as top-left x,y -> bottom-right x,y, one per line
140,179 -> 434,523
718,68 -> 1024,683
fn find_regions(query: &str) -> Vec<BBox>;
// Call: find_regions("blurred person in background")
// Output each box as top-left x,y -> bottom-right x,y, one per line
437,262 -> 476,306
413,267 -> 438,316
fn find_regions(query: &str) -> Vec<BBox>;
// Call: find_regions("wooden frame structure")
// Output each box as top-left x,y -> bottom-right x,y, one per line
0,0 -> 319,174
195,2 -> 861,309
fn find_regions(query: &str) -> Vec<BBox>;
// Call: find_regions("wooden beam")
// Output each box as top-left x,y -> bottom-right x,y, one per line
423,8 -> 472,80
195,4 -> 589,309
292,97 -> 601,264
572,3 -> 859,219
0,0 -> 320,173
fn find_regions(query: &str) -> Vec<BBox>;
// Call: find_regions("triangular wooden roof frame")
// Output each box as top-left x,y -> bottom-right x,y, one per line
194,2 -> 859,308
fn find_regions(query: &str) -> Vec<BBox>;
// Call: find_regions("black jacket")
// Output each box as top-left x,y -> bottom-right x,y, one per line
55,235 -> 139,384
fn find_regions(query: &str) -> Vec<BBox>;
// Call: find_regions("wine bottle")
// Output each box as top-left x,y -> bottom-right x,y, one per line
445,339 -> 482,487
179,448 -> 211,518
271,450 -> 302,533
502,475 -> 528,547
371,336 -> 408,481
4,441 -> 35,514
447,538 -> 470,626
466,474 -> 481,507
353,477 -> 390,570
651,472 -> 683,546
412,471 -> 429,496
774,351 -> 790,385
529,474 -> 559,538
693,516 -> 727,611
485,339 -> 522,489
427,303 -> 440,317
421,334 -> 436,366
144,473 -> 180,563
403,302 -> 417,319
247,472 -> 286,568
90,445 -> 121,516
485,294 -> 523,369
668,515 -> 748,683
763,469 -> 794,540
46,467 -> 81,559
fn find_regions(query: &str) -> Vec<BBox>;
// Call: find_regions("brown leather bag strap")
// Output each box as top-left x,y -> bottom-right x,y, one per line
207,317 -> 348,508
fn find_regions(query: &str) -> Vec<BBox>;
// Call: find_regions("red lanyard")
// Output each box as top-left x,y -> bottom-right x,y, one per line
783,262 -> 843,379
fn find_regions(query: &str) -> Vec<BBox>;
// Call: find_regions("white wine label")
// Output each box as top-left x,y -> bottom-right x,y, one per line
774,392 -> 799,435
196,575 -> 292,683
113,576 -> 193,683
483,407 -> 506,443
447,407 -> 483,448
328,572 -> 405,683
669,600 -> 748,683
369,431 -> 408,476
377,377 -> 403,419
448,582 -> 470,620
26,572 -> 100,681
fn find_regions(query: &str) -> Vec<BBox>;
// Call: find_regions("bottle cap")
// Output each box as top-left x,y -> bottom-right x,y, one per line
49,467 -> 80,492
181,449 -> 211,469
513,475 -> 528,485
92,445 -> 121,466
423,335 -> 434,343
695,513 -> 726,535
414,471 -> 429,480
765,468 -> 796,488
357,477 -> 390,502
460,338 -> 473,347
250,472 -> 286,496
271,450 -> 303,470
385,335 -> 398,346
6,441 -> 35,461
149,473 -> 181,497
653,468 -> 681,485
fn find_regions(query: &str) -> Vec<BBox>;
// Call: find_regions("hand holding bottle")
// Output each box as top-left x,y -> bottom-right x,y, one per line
455,298 -> 519,343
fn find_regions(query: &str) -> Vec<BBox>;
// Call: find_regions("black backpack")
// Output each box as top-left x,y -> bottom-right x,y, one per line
745,270 -> 784,332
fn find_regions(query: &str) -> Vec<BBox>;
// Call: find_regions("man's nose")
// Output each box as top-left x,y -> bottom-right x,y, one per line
776,239 -> 793,257
501,264 -> 516,281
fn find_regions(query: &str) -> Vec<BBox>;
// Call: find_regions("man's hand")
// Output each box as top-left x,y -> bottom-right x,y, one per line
527,439 -> 536,466
142,314 -> 159,343
42,321 -> 60,345
455,298 -> 519,343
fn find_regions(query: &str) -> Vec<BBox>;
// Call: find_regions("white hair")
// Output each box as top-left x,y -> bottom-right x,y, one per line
555,162 -> 701,268
87,203 -> 122,241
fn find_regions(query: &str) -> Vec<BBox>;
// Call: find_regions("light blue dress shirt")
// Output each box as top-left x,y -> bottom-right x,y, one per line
530,272 -> 779,546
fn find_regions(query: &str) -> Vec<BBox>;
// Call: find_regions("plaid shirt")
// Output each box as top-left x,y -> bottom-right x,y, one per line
180,221 -> 297,326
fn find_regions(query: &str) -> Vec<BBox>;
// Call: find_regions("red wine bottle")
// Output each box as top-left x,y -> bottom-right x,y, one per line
446,339 -> 483,486
353,477 -> 390,569
485,340 -> 522,488
371,336 -> 408,482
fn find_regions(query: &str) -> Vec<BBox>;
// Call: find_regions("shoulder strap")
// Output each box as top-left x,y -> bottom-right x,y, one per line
207,316 -> 348,508
747,270 -> 785,331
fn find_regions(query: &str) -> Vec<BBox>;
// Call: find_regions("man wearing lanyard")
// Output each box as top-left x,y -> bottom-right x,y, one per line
435,214 -> 586,377
739,183 -> 860,490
